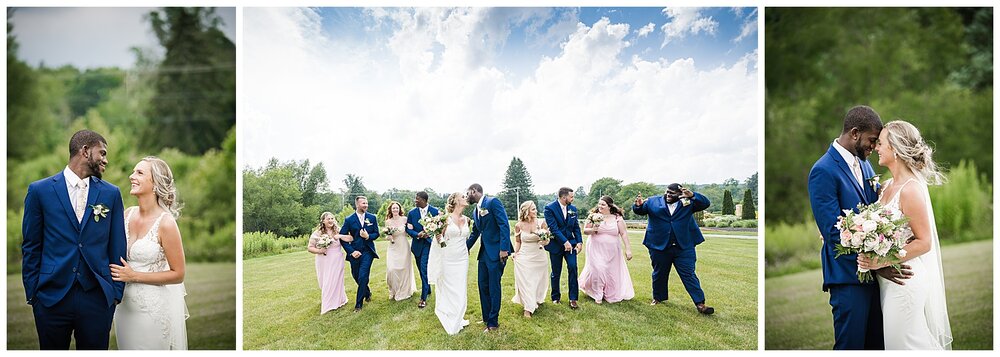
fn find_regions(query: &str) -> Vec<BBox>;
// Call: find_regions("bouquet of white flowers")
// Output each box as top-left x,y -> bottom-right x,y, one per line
420,214 -> 447,247
533,228 -> 552,249
586,212 -> 604,227
835,202 -> 913,283
381,226 -> 400,244
315,234 -> 334,249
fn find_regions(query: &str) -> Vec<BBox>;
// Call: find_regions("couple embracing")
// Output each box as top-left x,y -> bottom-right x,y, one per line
809,105 -> 953,350
22,130 -> 188,350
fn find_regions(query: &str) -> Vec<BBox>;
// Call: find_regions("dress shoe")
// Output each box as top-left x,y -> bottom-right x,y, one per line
483,326 -> 498,333
650,299 -> 663,306
569,300 -> 579,309
552,299 -> 561,304
353,307 -> 361,313
365,296 -> 372,302
696,303 -> 715,315
418,300 -> 427,309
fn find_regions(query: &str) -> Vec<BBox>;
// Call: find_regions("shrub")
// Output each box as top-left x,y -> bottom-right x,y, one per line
243,231 -> 310,259
929,160 -> 992,244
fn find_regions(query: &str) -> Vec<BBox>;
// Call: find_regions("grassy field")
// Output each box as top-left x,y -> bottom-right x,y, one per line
243,232 -> 758,350
7,262 -> 236,350
765,239 -> 993,350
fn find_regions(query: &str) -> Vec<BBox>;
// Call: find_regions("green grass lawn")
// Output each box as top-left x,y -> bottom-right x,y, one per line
243,232 -> 758,350
765,239 -> 993,350
7,262 -> 236,350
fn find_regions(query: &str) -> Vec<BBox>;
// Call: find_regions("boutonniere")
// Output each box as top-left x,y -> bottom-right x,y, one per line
680,197 -> 691,206
568,210 -> 576,217
363,218 -> 371,226
867,175 -> 881,192
478,208 -> 489,217
90,204 -> 110,222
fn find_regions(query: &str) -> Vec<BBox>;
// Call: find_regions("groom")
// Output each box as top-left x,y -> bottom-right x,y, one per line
808,105 -> 911,349
544,187 -> 583,309
406,191 -> 438,309
465,183 -> 512,332
633,183 -> 714,315
340,196 -> 380,312
22,129 -> 127,349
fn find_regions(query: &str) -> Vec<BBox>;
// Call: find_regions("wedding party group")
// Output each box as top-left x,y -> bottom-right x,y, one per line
808,105 -> 953,350
308,183 -> 717,335
20,130 -> 190,350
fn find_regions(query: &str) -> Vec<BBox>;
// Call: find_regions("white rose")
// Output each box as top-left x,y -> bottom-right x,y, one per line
898,249 -> 907,258
861,220 -> 877,233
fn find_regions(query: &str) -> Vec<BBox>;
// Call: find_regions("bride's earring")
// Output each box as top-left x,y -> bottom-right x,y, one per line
893,152 -> 897,160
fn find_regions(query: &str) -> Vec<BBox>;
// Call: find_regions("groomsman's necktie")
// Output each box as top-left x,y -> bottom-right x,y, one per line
851,157 -> 863,186
75,180 -> 88,223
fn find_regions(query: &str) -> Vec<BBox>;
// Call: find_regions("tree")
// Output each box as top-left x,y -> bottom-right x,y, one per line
722,190 -> 736,215
744,172 -> 758,202
6,16 -> 58,161
143,7 -> 235,154
499,157 -> 537,216
741,189 -> 756,219
300,162 -> 328,207
588,177 -> 623,207
242,166 -> 308,237
616,182 -> 661,219
343,174 -> 368,199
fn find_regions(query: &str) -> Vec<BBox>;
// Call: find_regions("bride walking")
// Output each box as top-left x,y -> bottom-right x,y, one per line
427,192 -> 472,335
858,120 -> 953,350
109,156 -> 188,350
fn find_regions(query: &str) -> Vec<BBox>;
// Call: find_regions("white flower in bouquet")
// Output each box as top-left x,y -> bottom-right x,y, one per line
316,234 -> 334,249
420,214 -> 447,247
533,228 -> 552,249
381,226 -> 400,244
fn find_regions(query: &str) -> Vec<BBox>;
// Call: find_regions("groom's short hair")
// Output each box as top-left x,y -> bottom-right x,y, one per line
468,183 -> 483,194
558,187 -> 574,197
842,105 -> 883,134
416,191 -> 429,201
68,130 -> 107,158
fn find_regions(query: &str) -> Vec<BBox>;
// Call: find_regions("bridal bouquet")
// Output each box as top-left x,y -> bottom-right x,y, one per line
834,203 -> 912,283
315,234 -> 334,249
586,213 -> 604,226
381,226 -> 400,244
420,214 -> 447,247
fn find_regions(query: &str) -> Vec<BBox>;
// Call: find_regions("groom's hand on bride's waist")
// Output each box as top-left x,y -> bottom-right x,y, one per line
875,264 -> 913,285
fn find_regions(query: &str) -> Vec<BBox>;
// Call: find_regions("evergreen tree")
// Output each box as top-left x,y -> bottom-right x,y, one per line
744,172 -> 758,202
722,190 -> 736,215
741,189 -> 756,219
499,157 -> 537,215
343,174 -> 367,200
144,7 -> 235,154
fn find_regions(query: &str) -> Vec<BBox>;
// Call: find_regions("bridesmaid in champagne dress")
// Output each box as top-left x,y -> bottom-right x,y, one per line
307,212 -> 353,314
579,196 -> 635,304
384,201 -> 416,301
511,201 -> 551,317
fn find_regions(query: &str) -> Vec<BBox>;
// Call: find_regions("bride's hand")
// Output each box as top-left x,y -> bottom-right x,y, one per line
857,255 -> 887,270
110,257 -> 138,283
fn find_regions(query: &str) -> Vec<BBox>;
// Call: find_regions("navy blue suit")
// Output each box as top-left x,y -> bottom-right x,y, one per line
340,212 -> 380,309
466,196 -> 512,328
543,200 -> 582,302
22,172 -> 127,349
808,144 -> 883,350
406,205 -> 439,301
632,192 -> 710,305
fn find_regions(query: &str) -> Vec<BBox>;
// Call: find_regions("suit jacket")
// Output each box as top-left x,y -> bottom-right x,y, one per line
466,196 -> 513,262
340,212 -> 380,259
809,144 -> 879,290
632,192 -> 710,250
543,200 -> 583,253
406,205 -> 439,254
22,172 -> 127,308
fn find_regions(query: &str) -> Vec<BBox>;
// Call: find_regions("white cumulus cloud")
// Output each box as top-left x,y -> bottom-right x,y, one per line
636,22 -> 656,38
659,7 -> 718,49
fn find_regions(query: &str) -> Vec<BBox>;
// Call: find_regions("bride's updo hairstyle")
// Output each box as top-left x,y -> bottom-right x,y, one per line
141,156 -> 183,218
445,192 -> 462,214
883,120 -> 946,185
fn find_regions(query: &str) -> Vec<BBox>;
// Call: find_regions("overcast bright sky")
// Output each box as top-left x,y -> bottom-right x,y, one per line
10,7 -> 237,69
243,7 -> 758,194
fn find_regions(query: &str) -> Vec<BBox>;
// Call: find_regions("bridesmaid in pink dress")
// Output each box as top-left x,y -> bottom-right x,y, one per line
308,212 -> 353,314
579,196 -> 635,304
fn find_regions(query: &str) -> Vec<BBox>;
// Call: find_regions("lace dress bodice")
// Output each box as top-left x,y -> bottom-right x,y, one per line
442,216 -> 471,244
126,210 -> 171,273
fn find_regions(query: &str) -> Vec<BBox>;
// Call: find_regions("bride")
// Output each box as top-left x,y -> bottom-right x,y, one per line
427,192 -> 471,335
858,120 -> 953,350
109,156 -> 188,349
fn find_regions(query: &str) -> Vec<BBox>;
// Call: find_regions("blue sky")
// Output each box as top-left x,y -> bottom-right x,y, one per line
243,7 -> 759,193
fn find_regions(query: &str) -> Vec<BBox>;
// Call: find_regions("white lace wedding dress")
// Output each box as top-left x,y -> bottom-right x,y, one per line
877,178 -> 953,350
427,215 -> 471,335
115,210 -> 189,350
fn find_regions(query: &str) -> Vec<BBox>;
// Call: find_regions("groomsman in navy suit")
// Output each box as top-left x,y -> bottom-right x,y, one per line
544,187 -> 583,309
633,183 -> 714,315
340,196 -> 380,312
22,130 -> 127,349
808,105 -> 910,349
465,184 -> 512,332
406,191 -> 439,309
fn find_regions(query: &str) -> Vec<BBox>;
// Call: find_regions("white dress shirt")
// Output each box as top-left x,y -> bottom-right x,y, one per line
833,139 -> 863,184
667,201 -> 679,215
64,166 -> 89,222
